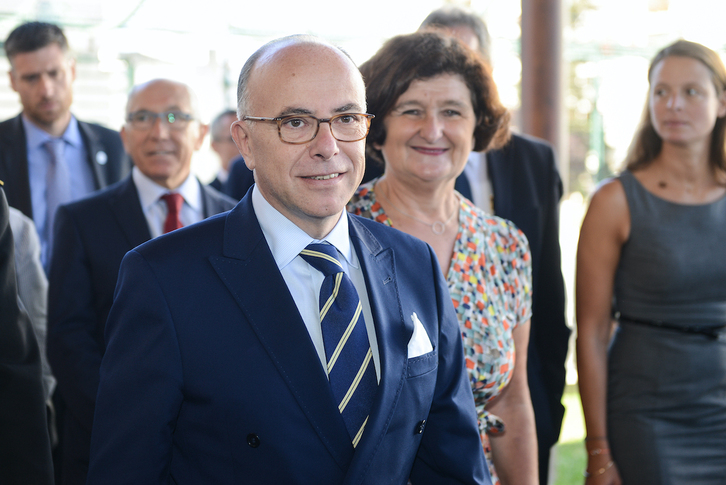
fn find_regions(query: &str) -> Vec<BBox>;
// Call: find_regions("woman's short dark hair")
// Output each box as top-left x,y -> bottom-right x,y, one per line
625,40 -> 726,172
359,32 -> 510,165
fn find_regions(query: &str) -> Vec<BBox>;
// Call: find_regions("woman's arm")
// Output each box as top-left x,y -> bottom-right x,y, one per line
486,319 -> 538,485
575,178 -> 629,484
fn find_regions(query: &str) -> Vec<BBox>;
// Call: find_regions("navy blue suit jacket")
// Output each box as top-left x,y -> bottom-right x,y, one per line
46,175 -> 236,484
87,194 -> 490,485
0,114 -> 130,219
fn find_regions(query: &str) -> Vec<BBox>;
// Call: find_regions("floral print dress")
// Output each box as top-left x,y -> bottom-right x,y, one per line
348,181 -> 533,483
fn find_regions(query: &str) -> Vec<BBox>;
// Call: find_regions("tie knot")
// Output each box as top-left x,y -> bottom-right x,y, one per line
44,138 -> 65,159
300,243 -> 343,277
161,192 -> 184,211
160,193 -> 184,233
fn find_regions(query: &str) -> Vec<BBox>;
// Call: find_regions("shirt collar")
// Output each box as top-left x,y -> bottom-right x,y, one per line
251,185 -> 355,271
22,114 -> 83,149
132,165 -> 201,212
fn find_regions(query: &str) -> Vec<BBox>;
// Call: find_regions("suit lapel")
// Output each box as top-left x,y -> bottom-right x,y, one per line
199,180 -> 228,217
345,216 -> 413,477
108,177 -> 152,248
487,146 -> 513,218
209,196 -> 354,470
78,120 -> 109,189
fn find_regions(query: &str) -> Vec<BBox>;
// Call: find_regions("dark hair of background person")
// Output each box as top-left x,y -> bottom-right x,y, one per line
419,5 -> 492,63
211,109 -> 237,141
5,21 -> 69,63
625,39 -> 726,173
359,31 -> 510,167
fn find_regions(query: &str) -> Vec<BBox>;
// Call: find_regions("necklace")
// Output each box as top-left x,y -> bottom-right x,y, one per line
376,184 -> 459,235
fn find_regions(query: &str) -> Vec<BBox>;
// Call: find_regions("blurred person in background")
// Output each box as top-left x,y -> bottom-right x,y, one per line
350,31 -> 537,485
0,184 -> 53,484
576,40 -> 726,484
0,21 -> 129,271
209,109 -> 240,191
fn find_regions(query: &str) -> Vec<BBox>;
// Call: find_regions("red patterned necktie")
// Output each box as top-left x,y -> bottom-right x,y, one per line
160,193 -> 184,234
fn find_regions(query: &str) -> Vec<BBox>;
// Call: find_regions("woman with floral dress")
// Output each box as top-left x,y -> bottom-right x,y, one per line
348,32 -> 537,485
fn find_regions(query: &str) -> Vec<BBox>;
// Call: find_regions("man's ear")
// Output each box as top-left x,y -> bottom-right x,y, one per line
231,121 -> 255,170
68,57 -> 77,83
120,125 -> 131,155
8,69 -> 17,93
194,123 -> 209,150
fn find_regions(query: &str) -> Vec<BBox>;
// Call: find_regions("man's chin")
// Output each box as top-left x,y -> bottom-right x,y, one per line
28,110 -> 64,127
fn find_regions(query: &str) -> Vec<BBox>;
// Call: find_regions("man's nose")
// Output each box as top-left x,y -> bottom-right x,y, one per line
309,120 -> 339,160
39,74 -> 55,97
149,116 -> 172,138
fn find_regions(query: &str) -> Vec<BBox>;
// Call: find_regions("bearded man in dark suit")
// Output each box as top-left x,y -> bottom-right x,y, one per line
0,21 -> 129,271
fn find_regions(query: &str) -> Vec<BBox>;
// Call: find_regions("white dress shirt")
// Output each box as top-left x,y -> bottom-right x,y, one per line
252,185 -> 380,381
132,166 -> 204,238
462,151 -> 494,214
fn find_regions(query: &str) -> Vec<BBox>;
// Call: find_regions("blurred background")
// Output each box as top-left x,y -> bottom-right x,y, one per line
2,0 -> 723,482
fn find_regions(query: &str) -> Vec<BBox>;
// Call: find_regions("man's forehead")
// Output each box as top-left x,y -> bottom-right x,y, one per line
249,43 -> 365,112
128,81 -> 191,111
11,44 -> 68,71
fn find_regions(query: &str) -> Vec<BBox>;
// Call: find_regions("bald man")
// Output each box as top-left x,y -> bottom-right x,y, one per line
87,36 -> 489,484
47,79 -> 235,484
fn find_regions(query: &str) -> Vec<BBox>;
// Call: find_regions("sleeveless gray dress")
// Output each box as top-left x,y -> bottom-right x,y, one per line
608,170 -> 726,484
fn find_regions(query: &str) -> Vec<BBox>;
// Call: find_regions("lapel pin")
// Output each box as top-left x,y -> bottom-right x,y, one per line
96,151 -> 108,165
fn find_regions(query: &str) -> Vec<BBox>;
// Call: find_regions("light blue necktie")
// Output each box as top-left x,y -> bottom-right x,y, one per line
300,243 -> 377,447
44,138 -> 71,271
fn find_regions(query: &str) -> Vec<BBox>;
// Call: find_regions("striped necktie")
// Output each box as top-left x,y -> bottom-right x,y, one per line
300,243 -> 377,447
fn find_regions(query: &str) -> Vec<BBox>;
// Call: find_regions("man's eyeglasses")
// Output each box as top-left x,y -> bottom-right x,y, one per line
126,110 -> 194,131
241,113 -> 374,144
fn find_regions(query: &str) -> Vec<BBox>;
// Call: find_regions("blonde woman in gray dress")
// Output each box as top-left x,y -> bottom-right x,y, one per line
576,40 -> 726,484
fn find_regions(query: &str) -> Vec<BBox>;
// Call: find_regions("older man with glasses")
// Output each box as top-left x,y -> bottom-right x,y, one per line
46,78 -> 236,485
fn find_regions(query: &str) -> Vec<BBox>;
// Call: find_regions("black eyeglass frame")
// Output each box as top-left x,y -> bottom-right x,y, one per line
241,113 -> 374,144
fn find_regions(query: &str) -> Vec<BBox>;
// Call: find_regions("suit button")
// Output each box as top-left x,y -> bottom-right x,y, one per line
247,433 -> 260,448
415,420 -> 426,434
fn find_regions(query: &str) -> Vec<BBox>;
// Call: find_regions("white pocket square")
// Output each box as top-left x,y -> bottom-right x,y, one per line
407,312 -> 434,358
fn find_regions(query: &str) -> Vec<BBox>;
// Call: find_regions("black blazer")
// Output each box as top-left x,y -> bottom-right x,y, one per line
456,133 -> 569,459
46,175 -> 236,484
0,188 -> 53,484
0,114 -> 130,219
